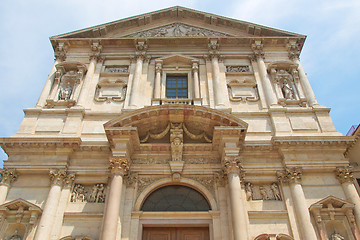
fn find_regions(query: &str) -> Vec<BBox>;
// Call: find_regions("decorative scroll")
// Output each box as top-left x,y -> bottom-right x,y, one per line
128,23 -> 229,38
104,66 -> 129,73
94,79 -> 127,103
244,182 -> 282,201
226,66 -> 250,73
70,183 -> 106,203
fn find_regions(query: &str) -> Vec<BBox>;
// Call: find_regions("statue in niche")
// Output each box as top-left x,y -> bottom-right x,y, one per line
259,186 -> 269,200
281,79 -> 295,100
9,229 -> 22,240
245,182 -> 253,201
58,82 -> 73,100
330,232 -> 344,240
271,183 -> 281,200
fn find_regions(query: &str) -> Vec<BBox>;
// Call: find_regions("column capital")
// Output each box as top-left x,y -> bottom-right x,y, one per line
287,41 -> 301,60
251,40 -> 264,59
63,172 -> 76,188
0,168 -> 18,186
223,156 -> 244,176
208,39 -> 220,58
277,167 -> 302,184
135,40 -> 148,59
336,167 -> 354,183
109,157 -> 130,176
49,169 -> 67,186
89,42 -> 103,61
155,62 -> 162,73
192,62 -> 199,72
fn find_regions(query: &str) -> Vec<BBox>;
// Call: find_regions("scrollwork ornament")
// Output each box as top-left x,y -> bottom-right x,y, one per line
277,167 -> 302,184
336,166 -> 354,183
109,157 -> 130,176
0,168 -> 18,186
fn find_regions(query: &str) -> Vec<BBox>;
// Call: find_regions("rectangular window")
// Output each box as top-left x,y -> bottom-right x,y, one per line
166,76 -> 188,99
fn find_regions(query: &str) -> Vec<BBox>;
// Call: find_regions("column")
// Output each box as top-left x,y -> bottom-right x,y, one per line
35,58 -> 62,108
336,167 -> 360,231
130,41 -> 147,107
251,41 -> 278,107
76,56 -> 98,107
223,157 -> 248,240
34,169 -> 70,240
100,157 -> 129,240
0,168 -> 18,204
153,60 -> 162,105
192,61 -> 201,105
279,168 -> 318,239
50,173 -> 75,240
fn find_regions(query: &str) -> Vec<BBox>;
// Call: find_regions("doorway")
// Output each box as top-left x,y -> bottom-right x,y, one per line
142,227 -> 210,240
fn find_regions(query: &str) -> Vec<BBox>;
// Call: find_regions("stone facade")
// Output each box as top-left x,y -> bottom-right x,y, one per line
0,6 -> 358,240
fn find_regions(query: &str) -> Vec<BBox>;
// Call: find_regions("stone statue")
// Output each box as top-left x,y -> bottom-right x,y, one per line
9,229 -> 22,240
95,183 -> 105,203
245,182 -> 253,201
259,186 -> 269,200
58,83 -> 73,100
330,232 -> 344,240
281,80 -> 295,99
171,137 -> 183,161
271,183 -> 281,200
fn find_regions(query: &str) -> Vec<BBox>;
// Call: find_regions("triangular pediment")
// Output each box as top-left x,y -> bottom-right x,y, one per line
0,198 -> 42,212
51,6 -> 304,40
310,195 -> 353,209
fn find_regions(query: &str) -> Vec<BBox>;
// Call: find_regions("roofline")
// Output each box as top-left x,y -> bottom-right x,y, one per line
50,6 -> 306,40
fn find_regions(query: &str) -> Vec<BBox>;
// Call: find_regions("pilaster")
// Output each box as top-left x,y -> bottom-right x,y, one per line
0,168 -> 18,204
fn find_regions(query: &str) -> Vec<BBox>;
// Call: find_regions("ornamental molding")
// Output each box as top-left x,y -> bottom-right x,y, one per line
223,156 -> 244,176
272,136 -> 353,148
49,169 -> 75,187
251,40 -> 264,59
94,78 -> 127,103
244,182 -> 282,201
227,79 -> 259,103
127,23 -> 230,38
0,169 -> 18,186
136,176 -> 165,199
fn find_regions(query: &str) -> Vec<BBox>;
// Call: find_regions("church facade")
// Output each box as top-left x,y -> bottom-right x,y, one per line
0,6 -> 358,240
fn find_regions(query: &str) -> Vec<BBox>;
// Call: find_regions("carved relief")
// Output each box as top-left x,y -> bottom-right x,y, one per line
128,23 -> 229,37
104,66 -> 129,73
227,79 -> 259,103
268,62 -> 307,107
94,79 -> 127,103
170,123 -> 183,161
137,176 -> 164,199
46,62 -> 86,108
244,182 -> 282,201
226,66 -> 250,73
0,168 -> 18,186
187,176 -> 215,197
277,167 -> 302,184
132,157 -> 168,164
336,167 -> 354,183
184,156 -> 219,164
70,183 -> 106,203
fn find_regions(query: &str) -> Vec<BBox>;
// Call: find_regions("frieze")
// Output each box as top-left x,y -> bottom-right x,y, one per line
128,23 -> 229,38
244,182 -> 282,201
186,175 -> 215,197
132,157 -> 168,164
184,156 -> 219,164
226,66 -> 250,73
104,66 -> 129,73
137,176 -> 165,199
70,183 -> 106,203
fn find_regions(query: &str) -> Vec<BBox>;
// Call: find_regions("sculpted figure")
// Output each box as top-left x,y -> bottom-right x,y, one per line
259,186 -> 269,200
96,183 -> 105,203
58,83 -> 73,100
88,185 -> 98,203
271,183 -> 281,200
171,137 -> 183,161
330,232 -> 344,240
245,182 -> 253,201
281,80 -> 295,99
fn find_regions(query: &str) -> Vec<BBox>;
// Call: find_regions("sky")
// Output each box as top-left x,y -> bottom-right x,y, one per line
0,0 -> 359,164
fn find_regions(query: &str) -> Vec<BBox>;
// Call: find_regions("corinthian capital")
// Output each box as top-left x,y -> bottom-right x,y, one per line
109,157 -> 130,176
287,41 -> 301,60
336,167 -> 354,183
135,41 -> 148,59
90,41 -> 103,61
0,168 -> 18,186
277,167 -> 302,184
49,169 -> 67,186
223,156 -> 244,176
208,39 -> 220,58
251,40 -> 264,59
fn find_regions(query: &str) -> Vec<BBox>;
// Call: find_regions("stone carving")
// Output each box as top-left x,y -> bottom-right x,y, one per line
0,168 -> 18,186
109,157 -> 130,176
330,232 -> 344,240
245,183 -> 282,201
135,41 -> 148,58
223,156 -> 244,176
251,40 -> 264,59
287,41 -> 301,60
128,23 -> 229,38
104,66 -> 129,73
208,39 -> 220,58
170,123 -> 183,161
245,182 -> 253,201
214,171 -> 226,187
132,157 -> 168,164
187,176 -> 215,197
94,79 -> 127,103
184,156 -> 219,164
70,183 -> 106,203
226,66 -> 250,73
58,82 -> 73,100
281,79 -> 295,100
227,80 -> 259,103
277,167 -> 302,184
336,167 -> 353,183
49,169 -> 68,186
137,176 -> 164,199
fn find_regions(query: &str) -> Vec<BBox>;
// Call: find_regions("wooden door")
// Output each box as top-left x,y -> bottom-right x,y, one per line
143,227 -> 210,240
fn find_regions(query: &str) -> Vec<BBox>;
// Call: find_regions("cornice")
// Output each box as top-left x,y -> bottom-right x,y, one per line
272,136 -> 353,148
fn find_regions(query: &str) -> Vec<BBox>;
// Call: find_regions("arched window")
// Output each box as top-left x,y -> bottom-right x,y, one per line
141,185 -> 211,211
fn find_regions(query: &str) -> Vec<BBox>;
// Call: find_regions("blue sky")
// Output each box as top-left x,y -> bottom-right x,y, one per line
0,0 -> 359,163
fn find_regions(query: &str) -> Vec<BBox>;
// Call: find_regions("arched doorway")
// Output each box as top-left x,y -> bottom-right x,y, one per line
141,184 -> 211,240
